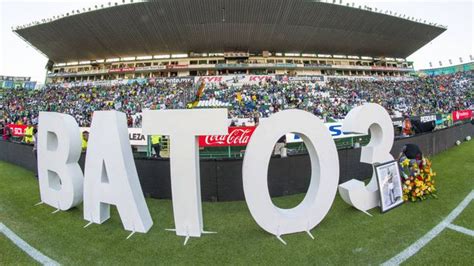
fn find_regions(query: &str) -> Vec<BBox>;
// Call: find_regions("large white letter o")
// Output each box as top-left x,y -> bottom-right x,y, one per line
243,110 -> 339,236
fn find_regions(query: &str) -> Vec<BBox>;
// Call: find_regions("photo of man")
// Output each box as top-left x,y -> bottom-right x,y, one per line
376,161 -> 404,212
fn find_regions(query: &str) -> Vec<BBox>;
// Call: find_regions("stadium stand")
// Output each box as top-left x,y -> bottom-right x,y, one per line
1,71 -> 472,128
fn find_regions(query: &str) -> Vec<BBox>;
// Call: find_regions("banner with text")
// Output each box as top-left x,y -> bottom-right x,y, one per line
6,124 -> 27,137
452,110 -> 472,122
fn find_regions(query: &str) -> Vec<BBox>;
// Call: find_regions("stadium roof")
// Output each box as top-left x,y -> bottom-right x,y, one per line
14,0 -> 446,63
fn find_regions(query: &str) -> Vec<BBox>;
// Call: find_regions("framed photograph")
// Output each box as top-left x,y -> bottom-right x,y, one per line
375,160 -> 404,213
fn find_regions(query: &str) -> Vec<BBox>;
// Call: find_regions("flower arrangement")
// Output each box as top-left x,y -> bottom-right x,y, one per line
399,156 -> 437,202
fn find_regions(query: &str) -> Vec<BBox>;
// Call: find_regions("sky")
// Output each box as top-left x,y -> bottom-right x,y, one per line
0,0 -> 473,83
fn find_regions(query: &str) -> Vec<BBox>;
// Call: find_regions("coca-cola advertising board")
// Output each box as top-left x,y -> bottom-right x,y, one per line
452,110 -> 473,122
199,127 -> 256,147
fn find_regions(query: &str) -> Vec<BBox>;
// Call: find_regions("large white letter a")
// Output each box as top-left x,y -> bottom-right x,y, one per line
83,111 -> 153,233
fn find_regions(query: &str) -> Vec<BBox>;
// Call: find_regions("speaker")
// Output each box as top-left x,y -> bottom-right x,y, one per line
45,60 -> 54,71
412,120 -> 435,134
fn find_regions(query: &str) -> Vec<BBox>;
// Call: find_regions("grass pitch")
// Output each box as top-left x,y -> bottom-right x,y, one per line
0,141 -> 473,265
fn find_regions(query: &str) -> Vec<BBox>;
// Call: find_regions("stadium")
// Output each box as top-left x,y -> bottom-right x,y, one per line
14,0 -> 446,82
0,0 -> 473,265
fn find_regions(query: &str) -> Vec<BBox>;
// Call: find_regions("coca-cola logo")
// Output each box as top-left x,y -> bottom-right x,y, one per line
200,127 -> 256,147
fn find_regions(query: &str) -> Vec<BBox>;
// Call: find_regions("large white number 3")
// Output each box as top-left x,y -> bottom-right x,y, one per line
338,103 -> 394,215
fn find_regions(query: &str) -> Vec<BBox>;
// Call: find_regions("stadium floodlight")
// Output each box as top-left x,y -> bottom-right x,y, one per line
208,53 -> 224,57
137,56 -> 153,60
121,57 -> 136,61
154,55 -> 170,59
172,54 -> 189,58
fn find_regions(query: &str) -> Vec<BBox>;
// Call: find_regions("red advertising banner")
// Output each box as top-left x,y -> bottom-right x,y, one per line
7,124 -> 27,137
166,64 -> 189,69
452,110 -> 473,122
199,127 -> 256,147
108,67 -> 136,73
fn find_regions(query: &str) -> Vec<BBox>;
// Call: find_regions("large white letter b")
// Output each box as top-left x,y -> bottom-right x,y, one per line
38,112 -> 84,210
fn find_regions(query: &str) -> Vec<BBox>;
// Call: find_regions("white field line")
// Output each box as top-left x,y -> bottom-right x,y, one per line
382,190 -> 474,266
446,224 -> 474,237
0,222 -> 59,266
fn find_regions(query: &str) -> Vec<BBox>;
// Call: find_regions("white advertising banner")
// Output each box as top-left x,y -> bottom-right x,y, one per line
81,127 -> 147,146
81,121 -> 366,148
286,122 -> 366,143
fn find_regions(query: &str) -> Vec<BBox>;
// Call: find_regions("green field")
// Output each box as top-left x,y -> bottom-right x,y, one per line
0,141 -> 473,265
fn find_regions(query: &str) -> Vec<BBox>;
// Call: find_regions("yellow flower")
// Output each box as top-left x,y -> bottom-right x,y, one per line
401,159 -> 410,167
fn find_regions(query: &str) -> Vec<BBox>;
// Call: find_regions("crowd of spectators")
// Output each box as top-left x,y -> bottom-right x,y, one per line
1,71 -> 472,129
1,80 -> 194,128
208,71 -> 472,122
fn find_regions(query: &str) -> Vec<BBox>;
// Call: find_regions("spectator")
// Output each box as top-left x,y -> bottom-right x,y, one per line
402,116 -> 413,137
151,135 -> 161,158
81,131 -> 89,152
